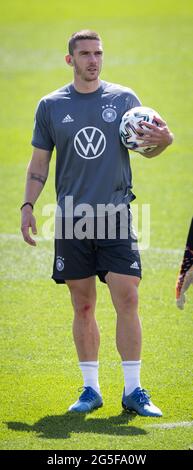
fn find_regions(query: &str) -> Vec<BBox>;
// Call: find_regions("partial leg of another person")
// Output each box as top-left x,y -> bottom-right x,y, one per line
66,276 -> 103,412
176,217 -> 193,309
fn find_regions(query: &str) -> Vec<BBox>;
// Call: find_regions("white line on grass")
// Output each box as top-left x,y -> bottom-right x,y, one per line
148,421 -> 193,429
0,233 -> 46,242
0,233 -> 183,253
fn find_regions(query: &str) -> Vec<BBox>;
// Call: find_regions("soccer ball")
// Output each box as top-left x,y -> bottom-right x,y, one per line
119,106 -> 161,154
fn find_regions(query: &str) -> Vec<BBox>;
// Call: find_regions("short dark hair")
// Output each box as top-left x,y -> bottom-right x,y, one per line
68,30 -> 102,55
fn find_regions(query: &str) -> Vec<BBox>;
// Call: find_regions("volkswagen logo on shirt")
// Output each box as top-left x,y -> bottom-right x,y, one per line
74,127 -> 106,159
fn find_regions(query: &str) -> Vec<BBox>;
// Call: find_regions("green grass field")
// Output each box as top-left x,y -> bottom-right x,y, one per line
0,0 -> 193,451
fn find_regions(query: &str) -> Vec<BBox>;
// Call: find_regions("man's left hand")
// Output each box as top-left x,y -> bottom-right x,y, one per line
137,116 -> 174,148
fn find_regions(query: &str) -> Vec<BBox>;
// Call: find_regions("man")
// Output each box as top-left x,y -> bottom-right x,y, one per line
176,218 -> 193,309
21,30 -> 173,416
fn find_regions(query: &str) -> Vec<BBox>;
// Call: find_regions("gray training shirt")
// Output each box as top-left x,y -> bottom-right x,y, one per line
32,80 -> 141,215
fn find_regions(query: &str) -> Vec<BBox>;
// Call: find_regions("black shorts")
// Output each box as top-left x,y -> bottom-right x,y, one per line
52,210 -> 142,284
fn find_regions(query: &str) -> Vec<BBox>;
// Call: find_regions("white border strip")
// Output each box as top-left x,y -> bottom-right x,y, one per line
0,233 -> 183,253
148,421 -> 193,429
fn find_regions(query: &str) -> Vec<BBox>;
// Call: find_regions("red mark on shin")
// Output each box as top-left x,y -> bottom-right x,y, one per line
83,304 -> 91,312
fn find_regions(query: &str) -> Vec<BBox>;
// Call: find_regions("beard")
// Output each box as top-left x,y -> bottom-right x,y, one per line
73,60 -> 101,81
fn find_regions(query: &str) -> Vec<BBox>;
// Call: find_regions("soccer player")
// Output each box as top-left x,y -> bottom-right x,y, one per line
176,218 -> 193,309
21,30 -> 173,416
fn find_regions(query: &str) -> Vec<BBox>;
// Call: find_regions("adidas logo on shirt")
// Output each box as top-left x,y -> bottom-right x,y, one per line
130,261 -> 139,269
62,114 -> 74,123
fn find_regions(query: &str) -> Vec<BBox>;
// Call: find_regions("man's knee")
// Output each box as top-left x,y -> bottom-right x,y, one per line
109,278 -> 139,314
66,280 -> 96,319
119,286 -> 138,312
73,299 -> 95,319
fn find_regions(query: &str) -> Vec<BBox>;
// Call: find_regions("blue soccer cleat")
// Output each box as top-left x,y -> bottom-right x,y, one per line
68,386 -> 103,413
122,387 -> 162,417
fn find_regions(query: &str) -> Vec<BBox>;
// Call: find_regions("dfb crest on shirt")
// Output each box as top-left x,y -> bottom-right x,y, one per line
102,105 -> 117,123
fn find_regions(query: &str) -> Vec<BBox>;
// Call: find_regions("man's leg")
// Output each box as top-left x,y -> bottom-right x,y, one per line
66,276 -> 103,412
106,272 -> 162,417
105,273 -> 141,361
66,276 -> 99,361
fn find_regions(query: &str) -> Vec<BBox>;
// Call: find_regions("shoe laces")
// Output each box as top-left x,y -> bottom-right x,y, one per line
78,386 -> 96,402
134,388 -> 151,405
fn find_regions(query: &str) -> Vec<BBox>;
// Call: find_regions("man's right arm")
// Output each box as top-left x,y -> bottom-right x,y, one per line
21,147 -> 52,246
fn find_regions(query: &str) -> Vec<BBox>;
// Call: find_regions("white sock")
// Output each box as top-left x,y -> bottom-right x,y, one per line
79,361 -> 101,396
122,360 -> 141,396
